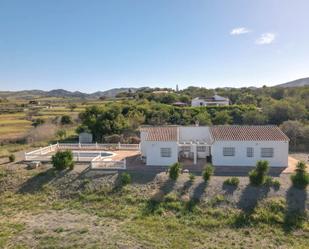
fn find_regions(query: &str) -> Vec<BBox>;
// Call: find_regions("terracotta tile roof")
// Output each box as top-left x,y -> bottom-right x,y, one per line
142,126 -> 178,141
210,126 -> 289,141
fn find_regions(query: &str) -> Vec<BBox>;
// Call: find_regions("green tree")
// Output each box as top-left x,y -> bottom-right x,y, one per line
237,93 -> 257,105
212,110 -> 232,125
249,160 -> 269,186
203,164 -> 214,182
280,121 -> 303,149
242,110 -> 267,125
169,162 -> 182,181
194,112 -> 212,125
52,150 -> 74,170
291,161 -> 309,189
61,115 -> 73,125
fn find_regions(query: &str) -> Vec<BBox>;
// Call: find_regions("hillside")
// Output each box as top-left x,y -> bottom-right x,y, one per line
275,77 -> 309,88
0,88 -> 138,99
0,163 -> 308,248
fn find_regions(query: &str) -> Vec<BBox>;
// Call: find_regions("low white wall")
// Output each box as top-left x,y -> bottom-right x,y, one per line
145,141 -> 178,166
211,140 -> 289,167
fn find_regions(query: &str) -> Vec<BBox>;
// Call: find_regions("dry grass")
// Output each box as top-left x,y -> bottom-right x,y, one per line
0,165 -> 308,249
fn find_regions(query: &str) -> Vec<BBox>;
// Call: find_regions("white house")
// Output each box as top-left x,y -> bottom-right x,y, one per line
191,95 -> 229,107
140,125 -> 289,167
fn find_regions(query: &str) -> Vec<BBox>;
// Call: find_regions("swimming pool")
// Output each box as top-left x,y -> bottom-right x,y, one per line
72,151 -> 114,159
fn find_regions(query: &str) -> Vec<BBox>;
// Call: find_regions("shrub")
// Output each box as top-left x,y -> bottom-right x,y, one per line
169,162 -> 182,181
189,173 -> 195,182
56,129 -> 67,140
264,176 -> 273,186
8,154 -> 15,162
120,172 -> 131,186
291,161 -> 309,189
51,150 -> 74,170
223,177 -> 240,187
60,115 -> 73,125
272,179 -> 281,190
203,164 -> 214,182
249,160 -> 269,186
32,118 -> 45,127
264,176 -> 281,190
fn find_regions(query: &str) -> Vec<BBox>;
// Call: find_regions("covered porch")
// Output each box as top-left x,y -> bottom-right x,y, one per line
178,141 -> 211,165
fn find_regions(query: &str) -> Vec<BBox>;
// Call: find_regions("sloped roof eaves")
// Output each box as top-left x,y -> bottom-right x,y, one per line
210,126 -> 289,141
144,127 -> 178,141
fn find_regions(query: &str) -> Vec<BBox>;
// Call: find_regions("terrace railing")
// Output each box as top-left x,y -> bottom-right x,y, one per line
24,142 -> 139,162
58,142 -> 140,151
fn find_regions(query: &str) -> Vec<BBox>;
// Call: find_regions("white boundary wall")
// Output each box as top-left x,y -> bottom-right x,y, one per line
24,143 -> 138,169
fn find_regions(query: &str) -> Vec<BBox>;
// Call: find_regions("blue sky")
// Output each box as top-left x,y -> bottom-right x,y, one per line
0,0 -> 308,92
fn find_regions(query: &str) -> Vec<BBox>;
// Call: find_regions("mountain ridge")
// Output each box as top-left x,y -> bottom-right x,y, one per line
0,88 -> 138,99
274,77 -> 309,88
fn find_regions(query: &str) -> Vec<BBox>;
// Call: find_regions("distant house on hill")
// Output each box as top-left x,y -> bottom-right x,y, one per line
152,90 -> 170,94
172,101 -> 187,107
191,95 -> 229,107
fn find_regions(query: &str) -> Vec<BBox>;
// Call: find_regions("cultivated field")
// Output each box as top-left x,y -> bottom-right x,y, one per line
0,97 -> 107,158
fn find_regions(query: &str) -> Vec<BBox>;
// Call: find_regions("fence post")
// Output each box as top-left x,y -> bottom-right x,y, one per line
57,142 -> 59,148
77,152 -> 80,161
79,142 -> 81,149
118,142 -> 121,150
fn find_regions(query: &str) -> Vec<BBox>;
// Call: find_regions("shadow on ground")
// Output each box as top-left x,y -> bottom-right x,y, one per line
283,186 -> 308,232
191,180 -> 208,201
17,168 -> 67,194
222,183 -> 238,195
238,184 -> 270,212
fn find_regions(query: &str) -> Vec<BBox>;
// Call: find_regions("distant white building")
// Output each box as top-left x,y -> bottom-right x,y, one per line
140,125 -> 289,167
191,95 -> 229,107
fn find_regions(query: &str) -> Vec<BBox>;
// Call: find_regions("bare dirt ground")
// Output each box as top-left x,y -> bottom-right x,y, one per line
1,155 -> 309,249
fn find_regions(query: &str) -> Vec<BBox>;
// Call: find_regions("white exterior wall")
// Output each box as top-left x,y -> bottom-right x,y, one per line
140,131 -> 148,156
191,99 -> 229,107
191,99 -> 205,107
79,132 -> 93,143
211,140 -> 289,167
144,141 -> 178,166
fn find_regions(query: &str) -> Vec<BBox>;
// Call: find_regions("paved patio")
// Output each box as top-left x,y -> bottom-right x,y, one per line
125,154 -> 308,176
283,156 -> 309,174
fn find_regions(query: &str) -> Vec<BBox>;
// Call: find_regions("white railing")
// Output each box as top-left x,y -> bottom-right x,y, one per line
25,144 -> 58,155
24,143 -> 139,162
57,143 -> 139,151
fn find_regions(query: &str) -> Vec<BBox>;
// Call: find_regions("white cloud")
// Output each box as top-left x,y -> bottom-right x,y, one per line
256,33 -> 276,45
230,27 -> 251,35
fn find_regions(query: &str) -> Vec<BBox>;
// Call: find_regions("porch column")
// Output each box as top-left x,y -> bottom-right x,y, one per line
193,144 -> 197,165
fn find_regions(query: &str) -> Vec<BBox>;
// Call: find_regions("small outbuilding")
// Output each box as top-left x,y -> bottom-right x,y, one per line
79,132 -> 93,143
